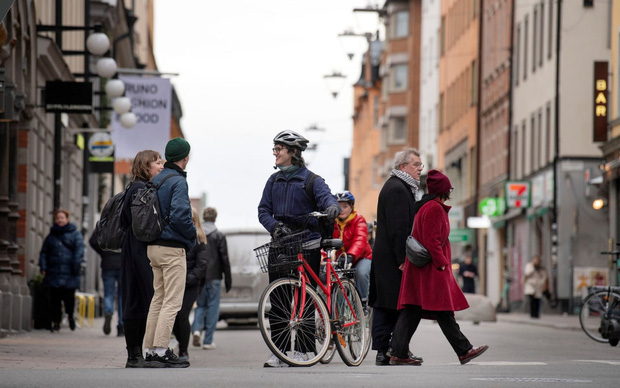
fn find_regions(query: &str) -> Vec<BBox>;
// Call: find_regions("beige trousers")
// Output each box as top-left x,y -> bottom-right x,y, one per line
144,245 -> 186,349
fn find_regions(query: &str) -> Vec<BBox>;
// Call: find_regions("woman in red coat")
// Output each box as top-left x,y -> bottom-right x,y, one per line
332,191 -> 372,306
390,170 -> 488,366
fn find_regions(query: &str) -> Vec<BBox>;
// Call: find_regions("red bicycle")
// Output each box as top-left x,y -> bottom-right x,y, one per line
254,212 -> 368,367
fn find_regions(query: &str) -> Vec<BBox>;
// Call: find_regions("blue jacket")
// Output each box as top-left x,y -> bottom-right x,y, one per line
258,166 -> 338,236
39,223 -> 84,289
152,164 -> 196,251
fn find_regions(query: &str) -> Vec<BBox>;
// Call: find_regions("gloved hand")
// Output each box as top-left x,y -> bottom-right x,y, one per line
325,204 -> 341,220
337,254 -> 354,269
225,279 -> 232,293
273,222 -> 292,240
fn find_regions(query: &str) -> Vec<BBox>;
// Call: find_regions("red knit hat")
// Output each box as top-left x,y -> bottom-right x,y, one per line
426,169 -> 452,196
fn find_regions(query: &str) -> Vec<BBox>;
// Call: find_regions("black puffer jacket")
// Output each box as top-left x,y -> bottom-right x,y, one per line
202,221 -> 232,291
186,242 -> 207,287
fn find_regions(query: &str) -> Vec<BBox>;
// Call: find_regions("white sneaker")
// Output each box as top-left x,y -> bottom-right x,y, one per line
202,343 -> 216,350
292,351 -> 309,362
263,353 -> 288,368
192,331 -> 201,347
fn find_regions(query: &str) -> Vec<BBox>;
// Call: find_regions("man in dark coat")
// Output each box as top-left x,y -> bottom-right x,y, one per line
369,148 -> 424,365
89,232 -> 123,336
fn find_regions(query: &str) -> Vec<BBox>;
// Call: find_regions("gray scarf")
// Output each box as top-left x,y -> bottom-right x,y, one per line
390,169 -> 423,201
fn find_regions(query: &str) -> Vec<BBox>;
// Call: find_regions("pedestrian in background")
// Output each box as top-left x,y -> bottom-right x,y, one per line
173,208 -> 207,361
369,147 -> 423,366
191,207 -> 231,350
459,248 -> 478,294
333,191 -> 372,308
522,255 -> 548,318
144,137 -> 195,368
258,130 -> 340,367
39,209 -> 84,332
120,149 -> 163,368
390,169 -> 488,366
88,232 -> 123,336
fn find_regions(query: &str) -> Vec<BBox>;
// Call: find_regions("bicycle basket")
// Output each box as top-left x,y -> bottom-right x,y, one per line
254,231 -> 311,274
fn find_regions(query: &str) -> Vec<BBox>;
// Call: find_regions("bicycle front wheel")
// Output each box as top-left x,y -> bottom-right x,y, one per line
258,278 -> 331,367
332,279 -> 367,366
579,290 -> 620,343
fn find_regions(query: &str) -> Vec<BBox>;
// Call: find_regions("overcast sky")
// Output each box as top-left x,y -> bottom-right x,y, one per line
154,1 -> 381,229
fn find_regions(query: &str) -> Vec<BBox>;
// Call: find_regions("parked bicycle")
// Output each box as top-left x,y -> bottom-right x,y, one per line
254,212 -> 368,367
578,246 -> 620,347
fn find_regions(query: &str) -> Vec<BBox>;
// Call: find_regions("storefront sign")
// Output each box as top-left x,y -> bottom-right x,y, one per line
506,181 -> 530,209
111,76 -> 172,159
593,61 -> 608,142
45,81 -> 93,113
87,132 -> 114,173
449,228 -> 474,243
479,197 -> 504,217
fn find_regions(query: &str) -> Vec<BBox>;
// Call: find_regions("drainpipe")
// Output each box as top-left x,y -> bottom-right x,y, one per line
552,0 -> 563,312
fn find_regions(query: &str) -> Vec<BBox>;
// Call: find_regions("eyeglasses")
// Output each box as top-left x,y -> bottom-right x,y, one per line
411,162 -> 424,169
449,187 -> 454,193
272,147 -> 286,153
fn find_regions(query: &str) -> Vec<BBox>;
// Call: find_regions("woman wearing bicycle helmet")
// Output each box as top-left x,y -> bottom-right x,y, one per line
333,191 -> 372,309
258,130 -> 340,368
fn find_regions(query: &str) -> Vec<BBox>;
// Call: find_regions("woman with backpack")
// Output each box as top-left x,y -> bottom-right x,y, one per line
120,150 -> 164,368
39,209 -> 84,332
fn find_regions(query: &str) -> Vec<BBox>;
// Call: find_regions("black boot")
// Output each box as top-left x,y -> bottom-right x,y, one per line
103,314 -> 112,335
126,346 -> 145,368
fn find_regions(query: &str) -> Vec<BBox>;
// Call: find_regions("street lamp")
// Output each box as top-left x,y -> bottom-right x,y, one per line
86,32 -> 110,56
105,79 -> 125,98
338,28 -> 371,61
323,71 -> 347,99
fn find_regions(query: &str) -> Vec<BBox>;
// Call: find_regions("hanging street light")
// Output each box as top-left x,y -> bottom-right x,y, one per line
120,112 -> 137,129
105,79 -> 125,98
96,57 -> 117,78
323,71 -> 347,99
86,32 -> 110,56
112,96 -> 132,114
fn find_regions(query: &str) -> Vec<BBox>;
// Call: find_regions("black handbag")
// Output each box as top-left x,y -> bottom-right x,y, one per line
405,218 -> 432,267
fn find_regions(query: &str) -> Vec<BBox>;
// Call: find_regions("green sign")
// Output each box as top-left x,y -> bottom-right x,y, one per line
479,197 -> 505,217
449,228 -> 473,243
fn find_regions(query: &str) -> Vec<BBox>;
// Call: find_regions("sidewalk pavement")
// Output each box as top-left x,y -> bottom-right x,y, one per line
496,311 -> 582,331
0,311 -> 583,370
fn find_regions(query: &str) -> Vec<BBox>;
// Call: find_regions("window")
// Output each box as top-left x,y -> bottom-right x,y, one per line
537,109 -> 542,167
522,120 -> 527,177
394,11 -> 409,38
540,2 -> 544,67
391,64 -> 408,91
440,16 -> 446,56
439,93 -> 445,131
524,15 -> 529,81
533,7 -> 537,73
546,103 -> 551,163
531,115 -> 536,171
548,0 -> 553,59
389,117 -> 407,144
373,96 -> 379,127
515,23 -> 521,86
471,60 -> 478,105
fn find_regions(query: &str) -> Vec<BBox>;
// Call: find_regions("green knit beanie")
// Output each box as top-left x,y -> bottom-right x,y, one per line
165,137 -> 191,162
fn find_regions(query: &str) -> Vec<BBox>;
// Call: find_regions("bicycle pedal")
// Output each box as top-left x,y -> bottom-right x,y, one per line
331,319 -> 344,330
337,333 -> 347,347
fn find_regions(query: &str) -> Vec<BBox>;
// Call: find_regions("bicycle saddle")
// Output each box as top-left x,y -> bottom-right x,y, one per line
321,239 -> 343,250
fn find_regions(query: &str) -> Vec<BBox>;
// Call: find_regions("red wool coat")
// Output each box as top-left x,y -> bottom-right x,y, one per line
397,198 -> 469,312
333,212 -> 372,266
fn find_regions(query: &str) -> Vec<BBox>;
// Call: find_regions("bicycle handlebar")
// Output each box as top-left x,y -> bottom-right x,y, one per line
308,211 -> 329,218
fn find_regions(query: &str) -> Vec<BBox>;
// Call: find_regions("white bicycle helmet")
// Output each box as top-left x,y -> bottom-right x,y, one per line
273,130 -> 309,151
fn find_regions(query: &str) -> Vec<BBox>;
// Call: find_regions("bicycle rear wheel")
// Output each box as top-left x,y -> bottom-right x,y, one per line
579,289 -> 620,343
332,279 -> 367,366
258,278 -> 331,367
362,306 -> 373,359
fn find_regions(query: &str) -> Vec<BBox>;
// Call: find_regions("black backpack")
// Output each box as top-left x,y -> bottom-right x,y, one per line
94,188 -> 127,253
130,174 -> 175,242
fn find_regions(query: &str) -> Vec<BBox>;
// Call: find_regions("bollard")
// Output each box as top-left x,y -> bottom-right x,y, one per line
75,292 -> 97,328
75,293 -> 86,328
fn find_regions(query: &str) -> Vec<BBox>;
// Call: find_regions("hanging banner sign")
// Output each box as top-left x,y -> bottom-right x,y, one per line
505,181 -> 530,209
110,76 -> 171,159
593,61 -> 608,142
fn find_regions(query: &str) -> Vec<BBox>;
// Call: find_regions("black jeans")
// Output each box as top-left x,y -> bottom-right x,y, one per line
172,284 -> 200,354
268,247 -> 321,354
371,307 -> 400,352
124,319 -> 147,349
391,305 -> 472,358
50,287 -> 76,325
528,295 -> 541,318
